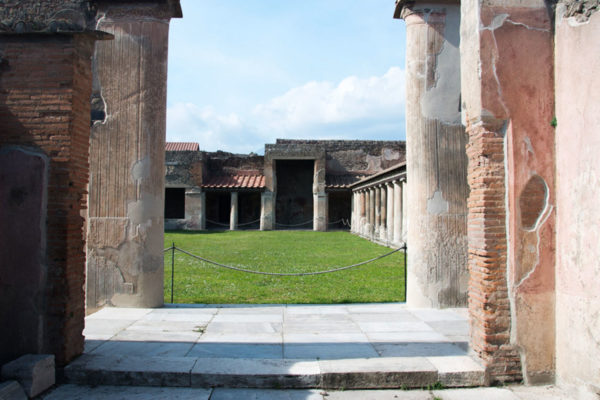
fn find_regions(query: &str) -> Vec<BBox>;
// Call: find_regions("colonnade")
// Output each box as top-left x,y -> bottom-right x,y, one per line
167,189 -> 269,231
351,177 -> 407,247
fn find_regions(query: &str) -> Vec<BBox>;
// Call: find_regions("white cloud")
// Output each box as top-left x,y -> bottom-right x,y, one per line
167,104 -> 261,153
253,66 -> 405,133
166,67 -> 406,153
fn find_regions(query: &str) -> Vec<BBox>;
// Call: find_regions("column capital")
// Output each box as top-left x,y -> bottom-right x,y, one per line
394,0 -> 457,21
97,0 -> 182,21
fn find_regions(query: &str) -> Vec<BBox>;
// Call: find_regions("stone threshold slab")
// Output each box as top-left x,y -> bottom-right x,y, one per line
64,354 -> 485,389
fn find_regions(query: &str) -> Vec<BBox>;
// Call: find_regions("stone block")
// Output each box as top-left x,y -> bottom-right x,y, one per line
426,356 -> 485,387
64,354 -> 196,387
44,384 -> 211,400
0,381 -> 27,400
319,357 -> 437,389
1,354 -> 55,398
191,358 -> 320,389
210,388 -> 323,400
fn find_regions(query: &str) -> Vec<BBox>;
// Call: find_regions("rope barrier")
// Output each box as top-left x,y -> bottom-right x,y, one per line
237,218 -> 261,226
206,218 -> 261,227
172,246 -> 403,276
275,219 -> 313,227
205,219 -> 231,227
203,218 -> 351,228
164,246 -> 174,253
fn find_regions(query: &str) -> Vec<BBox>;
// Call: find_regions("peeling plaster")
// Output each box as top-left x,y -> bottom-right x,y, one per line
427,189 -> 449,215
523,137 -> 534,155
421,6 -> 462,124
131,156 -> 150,181
515,202 -> 553,289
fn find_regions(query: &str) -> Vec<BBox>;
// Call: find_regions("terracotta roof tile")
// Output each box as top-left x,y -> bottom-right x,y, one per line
165,142 -> 199,151
326,174 -> 365,188
203,175 -> 265,189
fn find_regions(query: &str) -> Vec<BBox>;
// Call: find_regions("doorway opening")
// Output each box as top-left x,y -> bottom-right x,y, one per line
206,191 -> 230,228
328,190 -> 351,230
275,160 -> 314,228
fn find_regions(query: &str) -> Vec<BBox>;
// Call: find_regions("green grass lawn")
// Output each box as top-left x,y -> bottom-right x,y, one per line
164,230 -> 405,304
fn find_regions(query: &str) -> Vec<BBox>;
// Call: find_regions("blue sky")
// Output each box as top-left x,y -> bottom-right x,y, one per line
166,0 -> 406,153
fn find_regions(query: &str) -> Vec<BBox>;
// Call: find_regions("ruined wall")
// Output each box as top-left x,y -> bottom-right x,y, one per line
0,33 -> 95,365
204,151 -> 264,177
461,0 -> 555,383
554,5 -> 600,395
164,150 -> 204,230
87,1 -> 177,310
0,0 -> 96,33
165,150 -> 203,187
274,139 -> 405,176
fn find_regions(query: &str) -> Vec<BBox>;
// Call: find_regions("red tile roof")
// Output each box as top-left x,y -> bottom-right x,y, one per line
326,174 -> 366,188
165,142 -> 199,151
203,175 -> 265,189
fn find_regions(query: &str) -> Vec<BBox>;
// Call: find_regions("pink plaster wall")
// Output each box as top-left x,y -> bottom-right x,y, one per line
476,3 -> 556,383
555,9 -> 600,394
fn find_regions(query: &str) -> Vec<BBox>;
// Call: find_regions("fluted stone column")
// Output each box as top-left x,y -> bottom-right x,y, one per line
395,0 -> 468,307
360,190 -> 366,235
87,1 -> 181,308
393,181 -> 403,245
380,185 -> 387,241
369,188 -> 375,236
230,192 -> 238,230
375,186 -> 381,239
386,182 -> 395,243
351,192 -> 355,231
353,191 -> 360,234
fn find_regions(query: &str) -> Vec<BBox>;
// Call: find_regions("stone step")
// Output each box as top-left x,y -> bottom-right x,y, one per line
64,354 -> 485,389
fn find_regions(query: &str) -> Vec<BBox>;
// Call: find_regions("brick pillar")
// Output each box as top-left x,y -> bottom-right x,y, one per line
395,0 -> 468,308
0,32 -> 99,365
230,192 -> 238,230
87,2 -> 181,309
465,125 -> 521,382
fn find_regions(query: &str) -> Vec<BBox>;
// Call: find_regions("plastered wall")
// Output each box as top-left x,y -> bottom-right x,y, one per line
554,6 -> 600,396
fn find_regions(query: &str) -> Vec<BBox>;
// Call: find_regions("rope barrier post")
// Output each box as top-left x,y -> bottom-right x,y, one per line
403,243 -> 407,302
171,242 -> 175,304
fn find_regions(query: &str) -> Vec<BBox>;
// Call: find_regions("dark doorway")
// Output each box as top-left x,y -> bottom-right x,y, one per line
239,192 -> 261,229
328,190 -> 351,230
206,191 -> 230,228
165,187 -> 185,219
276,160 -> 314,228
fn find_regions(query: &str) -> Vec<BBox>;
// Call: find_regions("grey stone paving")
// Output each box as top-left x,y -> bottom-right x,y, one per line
42,385 -> 576,399
83,303 -> 472,361
69,303 -> 488,389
